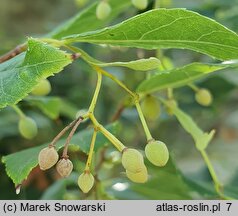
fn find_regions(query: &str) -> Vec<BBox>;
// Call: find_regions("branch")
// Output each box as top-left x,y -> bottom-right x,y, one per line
0,44 -> 27,63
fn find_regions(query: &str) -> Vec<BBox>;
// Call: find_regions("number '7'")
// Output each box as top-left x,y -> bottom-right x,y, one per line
226,203 -> 232,211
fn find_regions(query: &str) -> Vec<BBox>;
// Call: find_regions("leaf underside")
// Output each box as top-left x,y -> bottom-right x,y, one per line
136,62 -> 233,94
172,106 -> 215,150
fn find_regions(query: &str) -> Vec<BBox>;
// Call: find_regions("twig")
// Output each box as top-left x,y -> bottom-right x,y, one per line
0,44 -> 27,63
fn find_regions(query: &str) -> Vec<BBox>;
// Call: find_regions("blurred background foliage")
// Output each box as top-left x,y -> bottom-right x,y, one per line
0,0 -> 238,200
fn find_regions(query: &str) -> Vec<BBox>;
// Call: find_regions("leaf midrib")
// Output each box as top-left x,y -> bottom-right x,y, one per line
66,39 -> 238,51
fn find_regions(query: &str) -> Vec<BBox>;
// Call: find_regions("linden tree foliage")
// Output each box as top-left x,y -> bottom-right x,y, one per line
49,0 -> 131,39
136,62 -> 238,94
25,96 -> 62,120
0,1 -> 238,199
65,9 -> 238,60
0,39 -> 72,108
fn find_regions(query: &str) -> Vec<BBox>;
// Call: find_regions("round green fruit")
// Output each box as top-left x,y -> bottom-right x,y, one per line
145,140 -> 169,167
78,171 -> 94,193
126,165 -> 148,183
96,1 -> 111,20
31,79 -> 51,96
141,95 -> 161,121
195,88 -> 213,106
122,148 -> 144,173
132,0 -> 148,10
18,117 -> 38,139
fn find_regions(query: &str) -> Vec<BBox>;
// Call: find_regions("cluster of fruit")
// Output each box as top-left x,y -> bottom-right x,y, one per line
37,137 -> 169,193
39,145 -> 95,193
16,71 -> 213,195
122,140 -> 169,183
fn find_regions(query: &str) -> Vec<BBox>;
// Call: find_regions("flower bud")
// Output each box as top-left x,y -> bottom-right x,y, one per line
145,141 -> 169,167
56,158 -> 73,177
122,148 -> 144,173
126,165 -> 148,183
38,146 -> 59,170
78,171 -> 94,193
195,88 -> 213,106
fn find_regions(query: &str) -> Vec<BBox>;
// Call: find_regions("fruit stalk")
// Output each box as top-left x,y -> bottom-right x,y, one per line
88,69 -> 102,113
134,100 -> 153,141
93,66 -> 136,98
49,117 -> 82,148
62,117 -> 83,158
89,113 -> 125,152
188,83 -> 199,92
85,129 -> 97,171
200,150 -> 228,199
11,105 -> 25,118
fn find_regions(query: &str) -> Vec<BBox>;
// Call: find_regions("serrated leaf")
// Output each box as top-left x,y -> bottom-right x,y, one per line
137,63 -> 230,94
26,96 -> 62,119
77,48 -> 160,71
1,122 -> 119,185
169,105 -> 215,151
0,38 -> 72,108
49,0 -> 131,39
65,9 -> 238,60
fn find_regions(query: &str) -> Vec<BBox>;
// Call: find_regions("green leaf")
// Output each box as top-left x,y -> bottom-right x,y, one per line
131,159 -> 192,199
111,158 -> 192,199
183,176 -> 217,199
137,63 -> 230,94
76,48 -> 161,71
0,38 -> 72,109
65,9 -> 238,60
1,122 -> 119,185
26,96 -> 62,119
224,185 -> 238,200
41,173 -> 78,199
49,0 -> 131,39
169,105 -> 215,151
183,168 -> 238,199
